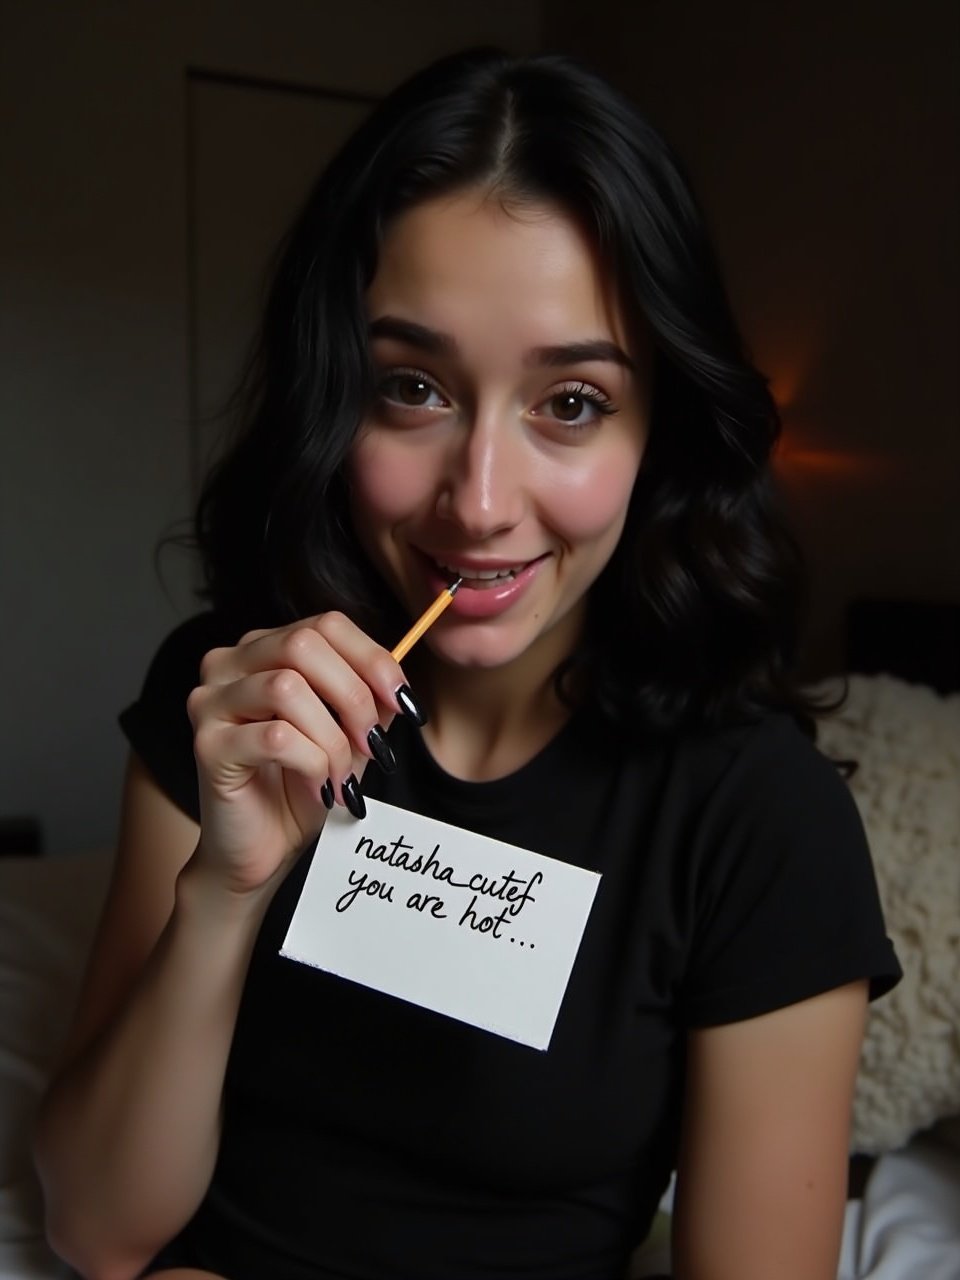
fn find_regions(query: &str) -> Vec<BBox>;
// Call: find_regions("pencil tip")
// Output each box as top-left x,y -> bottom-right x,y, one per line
449,577 -> 463,596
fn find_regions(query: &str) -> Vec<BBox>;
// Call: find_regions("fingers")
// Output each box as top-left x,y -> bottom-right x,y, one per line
205,613 -> 409,722
192,613 -> 421,806
194,717 -> 332,808
189,669 -> 354,790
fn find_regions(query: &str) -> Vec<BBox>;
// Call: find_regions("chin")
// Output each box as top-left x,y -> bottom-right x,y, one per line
429,614 -> 572,675
429,637 -> 528,672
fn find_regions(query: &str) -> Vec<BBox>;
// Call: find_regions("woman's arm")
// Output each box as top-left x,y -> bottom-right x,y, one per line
33,752 -> 268,1280
671,981 -> 868,1280
34,613 -> 411,1280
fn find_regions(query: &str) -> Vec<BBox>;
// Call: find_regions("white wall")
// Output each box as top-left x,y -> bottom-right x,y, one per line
0,1 -> 542,853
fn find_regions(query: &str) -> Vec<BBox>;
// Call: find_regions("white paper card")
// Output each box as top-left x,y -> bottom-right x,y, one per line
280,798 -> 601,1051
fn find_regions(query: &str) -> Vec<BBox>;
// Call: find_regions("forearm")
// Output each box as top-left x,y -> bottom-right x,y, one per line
34,857 -> 269,1280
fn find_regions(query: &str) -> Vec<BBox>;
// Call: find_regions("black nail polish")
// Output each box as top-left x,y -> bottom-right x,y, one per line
342,773 -> 366,820
367,724 -> 398,774
395,684 -> 427,726
320,778 -> 335,809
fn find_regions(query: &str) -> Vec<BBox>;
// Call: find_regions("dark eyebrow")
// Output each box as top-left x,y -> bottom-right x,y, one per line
368,316 -> 457,357
369,315 -> 634,372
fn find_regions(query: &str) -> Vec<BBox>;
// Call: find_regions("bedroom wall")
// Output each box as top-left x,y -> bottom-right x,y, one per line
0,1 -> 542,855
5,1 -> 955,853
544,0 -> 960,675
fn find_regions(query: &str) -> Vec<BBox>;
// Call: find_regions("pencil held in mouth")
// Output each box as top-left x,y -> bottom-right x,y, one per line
391,579 -> 463,662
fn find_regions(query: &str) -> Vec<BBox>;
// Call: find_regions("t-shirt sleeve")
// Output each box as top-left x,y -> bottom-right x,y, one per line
118,613 -> 237,824
680,715 -> 901,1027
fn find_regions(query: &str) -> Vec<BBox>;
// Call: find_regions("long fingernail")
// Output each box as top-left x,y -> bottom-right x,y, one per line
367,724 -> 398,774
320,778 -> 335,809
342,773 -> 366,820
395,684 -> 427,726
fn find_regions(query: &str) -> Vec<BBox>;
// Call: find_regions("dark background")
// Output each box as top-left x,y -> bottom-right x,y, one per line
2,0 -> 957,853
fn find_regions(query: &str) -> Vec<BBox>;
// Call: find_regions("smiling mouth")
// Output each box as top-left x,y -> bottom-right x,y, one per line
432,557 -> 532,588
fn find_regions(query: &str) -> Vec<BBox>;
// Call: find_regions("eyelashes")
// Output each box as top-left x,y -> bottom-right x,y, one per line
546,382 -> 617,426
374,366 -> 618,430
376,368 -> 447,411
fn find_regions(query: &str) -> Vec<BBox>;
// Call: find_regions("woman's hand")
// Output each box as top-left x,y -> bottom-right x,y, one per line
186,611 -> 417,899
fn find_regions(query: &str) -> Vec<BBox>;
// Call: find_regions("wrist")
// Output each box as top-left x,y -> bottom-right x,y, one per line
174,848 -> 276,930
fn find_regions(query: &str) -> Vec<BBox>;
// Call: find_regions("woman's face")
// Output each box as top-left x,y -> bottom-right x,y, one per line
349,189 -> 651,676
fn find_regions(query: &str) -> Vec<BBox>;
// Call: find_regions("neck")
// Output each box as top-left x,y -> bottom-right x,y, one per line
408,642 -> 578,782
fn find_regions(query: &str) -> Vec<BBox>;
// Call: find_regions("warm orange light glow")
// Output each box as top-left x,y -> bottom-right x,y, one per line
767,365 -> 808,413
774,431 -> 890,479
762,346 -> 892,481
762,342 -> 823,413
775,446 -> 869,476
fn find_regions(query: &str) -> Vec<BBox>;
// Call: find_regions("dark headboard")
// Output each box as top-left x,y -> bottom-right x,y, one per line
846,600 -> 960,694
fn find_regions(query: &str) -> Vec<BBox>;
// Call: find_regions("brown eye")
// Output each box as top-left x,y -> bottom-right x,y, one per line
552,392 -> 585,422
378,371 -> 445,410
395,375 -> 432,405
535,383 -> 615,431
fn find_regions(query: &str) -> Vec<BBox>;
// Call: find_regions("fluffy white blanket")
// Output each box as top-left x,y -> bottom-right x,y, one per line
815,674 -> 960,1154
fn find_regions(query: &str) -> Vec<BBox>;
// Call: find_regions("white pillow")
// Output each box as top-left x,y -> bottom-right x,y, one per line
816,674 -> 960,1154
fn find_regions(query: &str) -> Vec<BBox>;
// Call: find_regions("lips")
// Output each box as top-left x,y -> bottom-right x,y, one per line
415,549 -> 549,620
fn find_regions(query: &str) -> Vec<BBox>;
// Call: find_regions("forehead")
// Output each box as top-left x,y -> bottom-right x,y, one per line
367,190 -> 630,352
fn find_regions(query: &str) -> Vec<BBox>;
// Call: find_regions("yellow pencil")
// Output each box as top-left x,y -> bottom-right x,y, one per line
391,579 -> 462,662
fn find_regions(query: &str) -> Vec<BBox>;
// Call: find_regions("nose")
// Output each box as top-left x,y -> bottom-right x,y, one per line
435,417 -> 525,540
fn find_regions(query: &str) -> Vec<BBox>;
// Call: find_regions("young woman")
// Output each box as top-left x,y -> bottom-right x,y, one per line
34,47 -> 899,1280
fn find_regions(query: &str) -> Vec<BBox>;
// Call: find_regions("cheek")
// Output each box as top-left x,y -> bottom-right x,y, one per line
349,436 -> 434,531
545,452 -> 640,545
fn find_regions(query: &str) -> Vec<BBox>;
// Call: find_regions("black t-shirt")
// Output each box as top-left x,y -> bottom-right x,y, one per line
120,614 -> 900,1280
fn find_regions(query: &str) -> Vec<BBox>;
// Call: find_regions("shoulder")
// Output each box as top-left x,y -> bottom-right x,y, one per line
650,709 -> 870,911
135,611 -> 247,696
674,709 -> 870,901
676,710 -> 855,824
674,712 -> 901,1023
591,707 -> 854,845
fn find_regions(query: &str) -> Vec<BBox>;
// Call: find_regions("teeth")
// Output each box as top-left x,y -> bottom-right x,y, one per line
437,560 -> 521,581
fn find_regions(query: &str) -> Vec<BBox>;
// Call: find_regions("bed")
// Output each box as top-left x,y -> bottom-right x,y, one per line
2,603 -> 958,1280
0,851 -> 111,1280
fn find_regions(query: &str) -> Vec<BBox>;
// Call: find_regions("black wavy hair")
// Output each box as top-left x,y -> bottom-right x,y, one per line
195,46 -> 822,736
